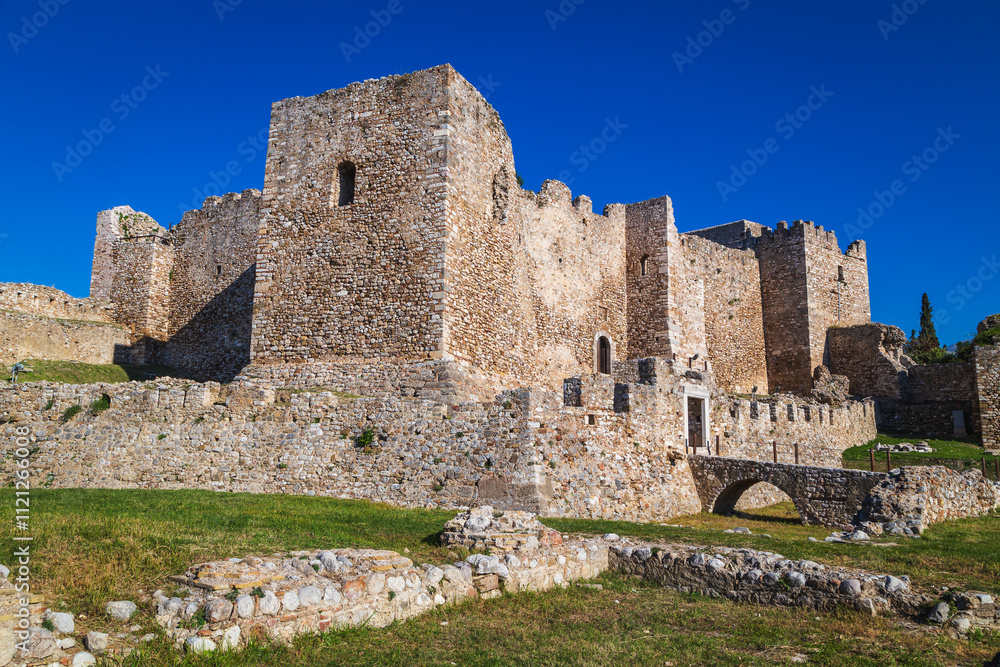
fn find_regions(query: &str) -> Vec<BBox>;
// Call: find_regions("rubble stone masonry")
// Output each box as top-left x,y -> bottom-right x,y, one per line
0,353 -> 878,523
977,344 -> 1000,449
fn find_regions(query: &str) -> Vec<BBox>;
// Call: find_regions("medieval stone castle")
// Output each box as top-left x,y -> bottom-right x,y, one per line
0,65 -> 996,519
87,64 -> 870,398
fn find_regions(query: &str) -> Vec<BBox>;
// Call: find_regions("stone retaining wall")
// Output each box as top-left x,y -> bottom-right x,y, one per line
611,543 -> 916,614
155,535 -> 607,650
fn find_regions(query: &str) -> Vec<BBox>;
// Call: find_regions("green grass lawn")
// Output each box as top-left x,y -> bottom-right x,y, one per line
843,434 -> 999,478
5,359 -> 185,385
0,489 -> 997,665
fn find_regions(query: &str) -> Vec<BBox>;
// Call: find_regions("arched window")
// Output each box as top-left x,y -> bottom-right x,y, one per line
640,255 -> 649,276
337,161 -> 356,206
598,336 -> 611,374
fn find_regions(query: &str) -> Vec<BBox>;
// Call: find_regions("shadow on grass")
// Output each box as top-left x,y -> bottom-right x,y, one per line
726,509 -> 802,525
420,532 -> 444,549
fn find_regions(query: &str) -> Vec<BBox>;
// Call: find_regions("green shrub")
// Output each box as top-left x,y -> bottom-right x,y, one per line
42,400 -> 53,411
157,434 -> 167,440
354,428 -> 375,449
61,405 -> 82,422
973,327 -> 1000,347
41,618 -> 55,632
909,346 -> 957,364
433,484 -> 443,492
89,395 -> 111,416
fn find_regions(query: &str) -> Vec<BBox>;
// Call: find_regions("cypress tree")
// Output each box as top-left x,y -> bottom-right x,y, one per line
917,293 -> 940,350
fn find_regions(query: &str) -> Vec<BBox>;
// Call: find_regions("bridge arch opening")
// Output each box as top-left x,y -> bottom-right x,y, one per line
712,479 -> 803,522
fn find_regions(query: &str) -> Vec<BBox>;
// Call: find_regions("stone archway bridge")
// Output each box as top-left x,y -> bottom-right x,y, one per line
688,455 -> 888,528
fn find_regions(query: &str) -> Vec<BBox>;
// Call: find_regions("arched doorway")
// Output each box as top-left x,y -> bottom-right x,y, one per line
597,336 -> 611,374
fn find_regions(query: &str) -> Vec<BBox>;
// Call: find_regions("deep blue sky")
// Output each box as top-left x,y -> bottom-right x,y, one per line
2,0 -> 997,344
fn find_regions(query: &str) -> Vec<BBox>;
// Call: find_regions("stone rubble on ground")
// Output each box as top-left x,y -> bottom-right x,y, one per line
0,506 -> 996,664
874,442 -> 934,454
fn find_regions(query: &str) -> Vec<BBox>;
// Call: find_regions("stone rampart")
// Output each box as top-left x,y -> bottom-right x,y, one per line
0,375 -> 704,523
0,310 -> 128,366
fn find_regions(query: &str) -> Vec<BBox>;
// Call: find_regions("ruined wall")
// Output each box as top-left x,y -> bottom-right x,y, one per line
856,466 -> 1000,532
977,345 -> 1000,449
827,323 -> 912,399
0,284 -> 115,323
828,323 -> 982,437
0,310 -> 128,366
163,190 -> 260,380
90,206 -> 164,300
907,362 -> 978,405
681,235 -> 768,395
251,66 -> 453,365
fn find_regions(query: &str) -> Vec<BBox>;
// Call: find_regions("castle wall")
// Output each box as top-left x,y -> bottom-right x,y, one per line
755,223 -> 812,393
110,238 -> 174,352
755,221 -> 870,394
508,183 -> 627,387
712,397 -> 876,466
162,190 -> 260,380
804,229 -> 870,369
686,219 -> 768,248
625,198 -> 705,364
907,362 -> 979,405
681,236 -> 768,395
625,197 -> 675,360
0,310 -> 128,366
251,67 -> 453,364
0,378 -> 703,524
0,283 -> 115,323
975,345 -> 1000,449
827,323 -> 983,438
90,206 -> 164,300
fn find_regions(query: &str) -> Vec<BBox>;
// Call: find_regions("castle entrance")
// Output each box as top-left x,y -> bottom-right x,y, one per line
687,397 -> 704,448
683,386 -> 711,454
